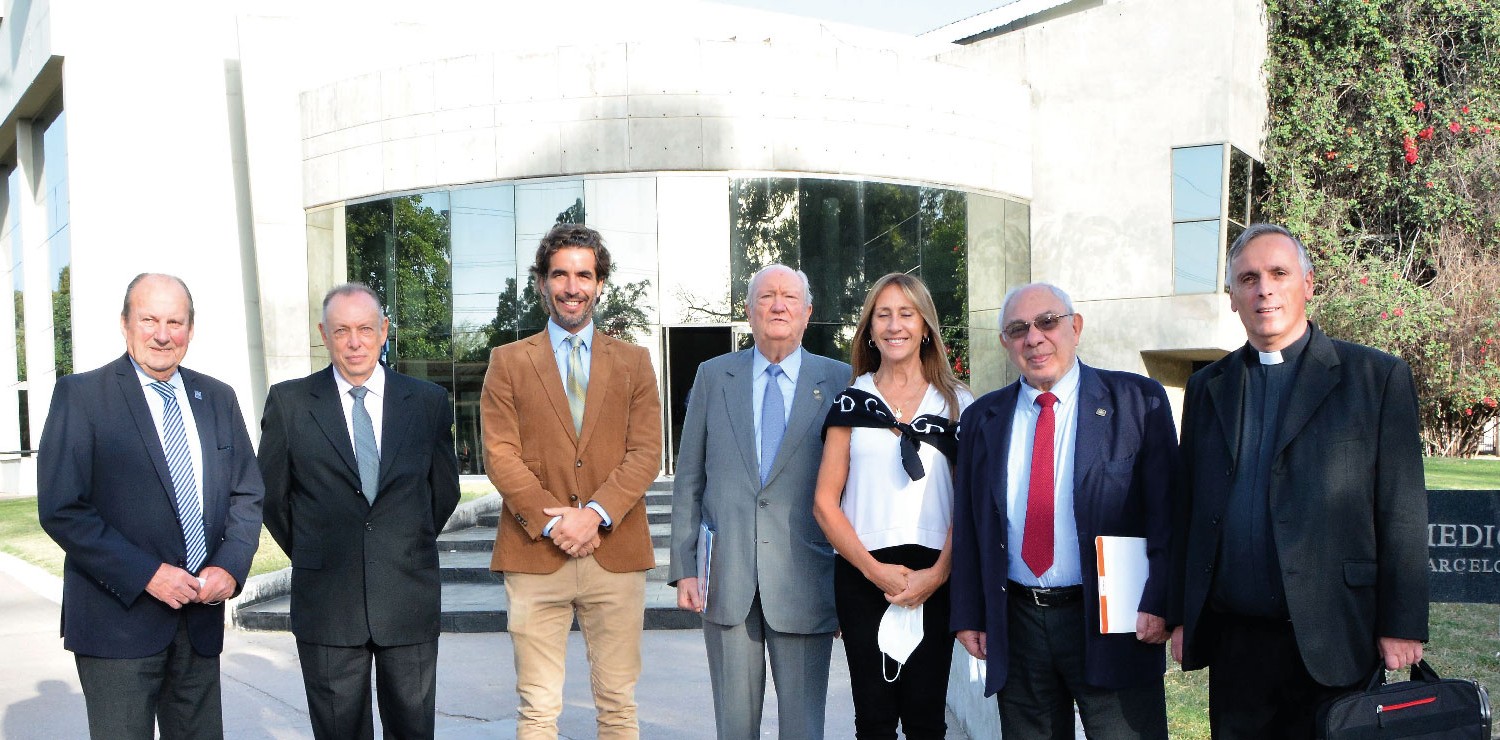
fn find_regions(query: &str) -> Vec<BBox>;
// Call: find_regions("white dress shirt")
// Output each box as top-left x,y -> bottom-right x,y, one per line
332,363 -> 386,456
1005,360 -> 1083,587
542,318 -> 611,533
131,359 -> 205,509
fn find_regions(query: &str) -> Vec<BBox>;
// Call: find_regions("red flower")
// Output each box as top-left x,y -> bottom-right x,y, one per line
1419,126 -> 1434,140
1359,276 -> 1370,284
1326,151 -> 1338,160
1381,312 -> 1390,319
1394,308 -> 1404,317
1413,101 -> 1427,112
1487,338 -> 1495,345
1462,105 -> 1471,114
1466,408 -> 1476,416
1450,121 -> 1463,133
1425,181 -> 1435,188
1471,125 -> 1481,133
1484,397 -> 1498,409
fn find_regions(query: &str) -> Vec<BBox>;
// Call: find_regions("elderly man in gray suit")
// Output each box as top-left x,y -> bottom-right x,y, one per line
669,264 -> 850,739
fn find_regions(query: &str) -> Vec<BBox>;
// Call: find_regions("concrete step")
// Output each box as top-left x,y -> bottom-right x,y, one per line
237,581 -> 699,633
439,547 -> 676,583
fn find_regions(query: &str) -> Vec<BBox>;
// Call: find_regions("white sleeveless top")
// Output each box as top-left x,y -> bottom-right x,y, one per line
839,373 -> 973,553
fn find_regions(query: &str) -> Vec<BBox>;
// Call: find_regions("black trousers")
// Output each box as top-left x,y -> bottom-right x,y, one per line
297,638 -> 438,740
999,593 -> 1167,740
834,545 -> 953,740
74,616 -> 222,740
1206,613 -> 1361,740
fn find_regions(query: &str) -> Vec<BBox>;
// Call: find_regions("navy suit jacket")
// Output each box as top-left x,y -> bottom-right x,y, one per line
37,354 -> 265,658
258,365 -> 460,647
950,362 -> 1176,696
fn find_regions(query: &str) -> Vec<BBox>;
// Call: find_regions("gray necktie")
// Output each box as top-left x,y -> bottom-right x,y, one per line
760,364 -> 786,487
350,386 -> 379,505
565,335 -> 587,434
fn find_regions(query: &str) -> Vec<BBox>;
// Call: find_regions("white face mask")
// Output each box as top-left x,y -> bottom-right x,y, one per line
877,603 -> 924,682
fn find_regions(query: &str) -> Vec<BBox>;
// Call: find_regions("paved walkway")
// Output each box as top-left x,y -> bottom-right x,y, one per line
0,554 -> 971,739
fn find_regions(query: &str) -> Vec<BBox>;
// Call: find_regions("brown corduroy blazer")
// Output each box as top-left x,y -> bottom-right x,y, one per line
482,329 -> 662,575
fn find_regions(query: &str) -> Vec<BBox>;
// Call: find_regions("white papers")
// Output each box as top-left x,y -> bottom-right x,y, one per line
1095,535 -> 1148,634
697,522 -> 715,608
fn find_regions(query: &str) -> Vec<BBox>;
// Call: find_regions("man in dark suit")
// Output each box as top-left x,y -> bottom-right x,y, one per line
38,273 -> 265,739
258,282 -> 460,739
1170,224 -> 1427,738
668,264 -> 849,739
951,282 -> 1175,739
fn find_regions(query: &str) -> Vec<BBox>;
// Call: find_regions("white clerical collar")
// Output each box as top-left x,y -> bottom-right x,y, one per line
1258,350 -> 1284,366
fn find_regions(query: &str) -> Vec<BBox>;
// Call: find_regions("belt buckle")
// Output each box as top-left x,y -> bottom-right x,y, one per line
1029,586 -> 1049,607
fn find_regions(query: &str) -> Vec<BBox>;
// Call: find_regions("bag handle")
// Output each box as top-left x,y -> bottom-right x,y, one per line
1364,659 -> 1443,691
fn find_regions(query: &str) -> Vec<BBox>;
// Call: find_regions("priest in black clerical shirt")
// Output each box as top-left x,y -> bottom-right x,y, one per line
1171,223 -> 1429,740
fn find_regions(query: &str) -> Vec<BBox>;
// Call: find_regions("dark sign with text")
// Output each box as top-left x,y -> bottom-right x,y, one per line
1429,489 -> 1500,604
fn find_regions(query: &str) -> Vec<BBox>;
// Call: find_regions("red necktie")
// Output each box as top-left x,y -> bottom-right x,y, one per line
1022,391 -> 1059,578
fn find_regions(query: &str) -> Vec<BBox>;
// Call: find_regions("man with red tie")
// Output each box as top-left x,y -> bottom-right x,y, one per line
950,282 -> 1176,739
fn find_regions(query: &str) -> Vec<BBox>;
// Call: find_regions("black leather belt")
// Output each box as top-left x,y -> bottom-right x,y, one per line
1008,580 -> 1084,607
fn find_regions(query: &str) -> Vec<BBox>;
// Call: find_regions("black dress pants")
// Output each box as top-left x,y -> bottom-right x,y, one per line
74,615 -> 222,740
834,545 -> 953,740
1206,613 -> 1362,740
297,638 -> 438,740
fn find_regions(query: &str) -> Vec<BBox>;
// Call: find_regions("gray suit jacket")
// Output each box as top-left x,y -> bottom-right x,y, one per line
668,347 -> 850,633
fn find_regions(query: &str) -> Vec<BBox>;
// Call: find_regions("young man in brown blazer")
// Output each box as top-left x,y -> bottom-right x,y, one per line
481,222 -> 663,739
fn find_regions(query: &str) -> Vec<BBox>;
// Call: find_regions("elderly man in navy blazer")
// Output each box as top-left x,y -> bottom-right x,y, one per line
951,282 -> 1175,739
38,273 -> 265,739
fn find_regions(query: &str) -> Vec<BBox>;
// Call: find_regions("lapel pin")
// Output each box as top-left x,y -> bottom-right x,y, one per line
1095,408 -> 1107,417
194,391 -> 203,400
812,389 -> 823,401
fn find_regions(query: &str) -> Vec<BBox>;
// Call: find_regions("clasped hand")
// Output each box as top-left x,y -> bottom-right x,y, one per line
146,564 -> 236,609
543,506 -> 602,558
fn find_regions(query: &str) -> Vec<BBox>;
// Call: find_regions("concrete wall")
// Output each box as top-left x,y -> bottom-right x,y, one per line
943,0 -> 1269,385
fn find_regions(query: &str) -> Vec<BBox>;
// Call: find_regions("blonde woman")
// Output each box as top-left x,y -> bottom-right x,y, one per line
813,273 -> 972,739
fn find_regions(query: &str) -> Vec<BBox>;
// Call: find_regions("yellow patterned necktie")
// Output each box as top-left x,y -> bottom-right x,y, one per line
565,334 -> 586,434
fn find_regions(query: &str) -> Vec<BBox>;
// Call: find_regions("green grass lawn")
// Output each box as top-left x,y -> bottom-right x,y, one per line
1426,456 -> 1500,490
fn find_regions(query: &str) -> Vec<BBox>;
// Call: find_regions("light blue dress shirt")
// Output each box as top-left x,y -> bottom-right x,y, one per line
542,319 -> 611,534
1005,360 -> 1082,587
751,347 -> 801,468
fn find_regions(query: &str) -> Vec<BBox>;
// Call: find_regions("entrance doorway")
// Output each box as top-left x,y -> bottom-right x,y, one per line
662,325 -> 745,473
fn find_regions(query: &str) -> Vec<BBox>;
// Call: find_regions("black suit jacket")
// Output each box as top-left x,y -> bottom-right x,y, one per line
258,365 -> 460,647
37,354 -> 265,658
951,362 -> 1177,696
1172,323 -> 1429,687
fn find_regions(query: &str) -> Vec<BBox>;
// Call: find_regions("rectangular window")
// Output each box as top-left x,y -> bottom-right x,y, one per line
1171,144 -> 1263,295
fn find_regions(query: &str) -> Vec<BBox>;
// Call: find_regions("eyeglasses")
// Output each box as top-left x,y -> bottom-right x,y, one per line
1002,313 -> 1074,341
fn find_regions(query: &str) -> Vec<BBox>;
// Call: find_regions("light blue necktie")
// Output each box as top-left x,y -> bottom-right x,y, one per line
350,386 -> 380,506
148,381 -> 207,573
760,364 -> 786,487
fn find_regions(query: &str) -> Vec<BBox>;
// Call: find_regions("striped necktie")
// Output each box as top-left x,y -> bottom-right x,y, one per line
350,386 -> 380,505
148,381 -> 207,573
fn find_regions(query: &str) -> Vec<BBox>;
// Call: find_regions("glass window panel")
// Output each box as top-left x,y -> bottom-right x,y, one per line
390,193 -> 453,379
8,167 -> 23,384
50,229 -> 70,376
1226,221 -> 1245,254
40,109 -> 69,239
515,180 -> 586,334
798,179 -> 862,330
451,185 -> 517,358
729,178 -> 800,320
918,188 -> 968,383
1228,147 -> 1251,226
801,323 -> 854,365
1174,220 -> 1221,294
1250,159 -> 1268,224
346,199 -> 396,307
586,178 -> 659,342
860,182 -> 921,281
1172,145 -> 1224,222
659,175 -> 731,325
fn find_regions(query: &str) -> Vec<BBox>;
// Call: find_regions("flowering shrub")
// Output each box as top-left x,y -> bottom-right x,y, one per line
1264,0 -> 1500,455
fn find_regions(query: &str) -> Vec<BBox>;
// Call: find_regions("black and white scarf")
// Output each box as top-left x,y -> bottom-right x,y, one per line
821,387 -> 959,481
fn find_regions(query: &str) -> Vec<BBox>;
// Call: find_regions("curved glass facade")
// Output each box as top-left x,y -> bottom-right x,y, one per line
308,174 -> 1029,473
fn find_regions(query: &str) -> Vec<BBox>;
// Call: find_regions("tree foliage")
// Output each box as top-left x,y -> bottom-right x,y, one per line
1263,0 -> 1500,455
